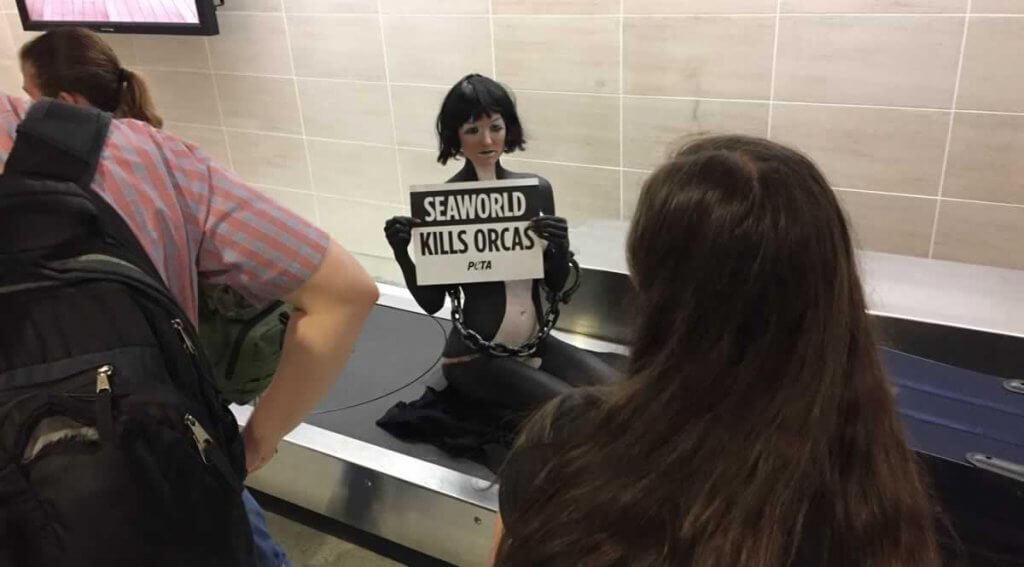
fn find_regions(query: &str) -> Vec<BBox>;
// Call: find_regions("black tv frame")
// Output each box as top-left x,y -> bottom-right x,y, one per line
14,0 -> 219,36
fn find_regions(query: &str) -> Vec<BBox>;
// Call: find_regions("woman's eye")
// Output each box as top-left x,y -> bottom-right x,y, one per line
464,127 -> 479,135
491,124 -> 504,132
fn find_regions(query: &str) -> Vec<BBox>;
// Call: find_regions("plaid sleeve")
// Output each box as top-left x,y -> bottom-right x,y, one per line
168,138 -> 330,305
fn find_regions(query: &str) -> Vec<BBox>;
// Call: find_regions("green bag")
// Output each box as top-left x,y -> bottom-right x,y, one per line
198,284 -> 292,404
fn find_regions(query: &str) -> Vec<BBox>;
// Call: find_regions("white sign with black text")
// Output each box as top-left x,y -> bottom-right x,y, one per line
410,178 -> 544,286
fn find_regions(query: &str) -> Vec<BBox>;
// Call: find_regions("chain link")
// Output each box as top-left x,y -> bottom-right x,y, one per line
448,255 -> 581,358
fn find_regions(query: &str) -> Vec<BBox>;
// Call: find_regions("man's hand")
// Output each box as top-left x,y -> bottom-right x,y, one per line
241,239 -> 378,473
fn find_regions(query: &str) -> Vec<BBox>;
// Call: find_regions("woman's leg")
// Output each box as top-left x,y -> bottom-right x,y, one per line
538,334 -> 622,387
443,356 -> 571,411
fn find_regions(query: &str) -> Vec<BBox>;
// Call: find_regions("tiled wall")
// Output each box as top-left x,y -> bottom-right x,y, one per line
0,0 -> 1022,277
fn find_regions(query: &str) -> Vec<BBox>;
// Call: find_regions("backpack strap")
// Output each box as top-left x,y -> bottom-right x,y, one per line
4,99 -> 165,286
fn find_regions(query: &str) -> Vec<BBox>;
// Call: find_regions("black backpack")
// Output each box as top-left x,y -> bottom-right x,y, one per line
0,99 -> 256,566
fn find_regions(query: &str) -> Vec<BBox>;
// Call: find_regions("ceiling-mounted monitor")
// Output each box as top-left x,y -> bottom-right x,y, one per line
15,0 -> 219,36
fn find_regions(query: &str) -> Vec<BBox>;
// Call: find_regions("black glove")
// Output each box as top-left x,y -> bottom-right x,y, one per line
384,216 -> 419,252
529,215 -> 569,251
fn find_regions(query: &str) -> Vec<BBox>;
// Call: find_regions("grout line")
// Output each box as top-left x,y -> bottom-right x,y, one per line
942,197 -> 1024,209
488,0 -> 497,78
144,9 -> 1024,16
279,0 -> 321,226
929,2 -> 972,258
136,63 -> 1024,116
836,186 -> 1024,209
766,0 -> 782,137
377,0 -> 407,210
201,38 -> 234,172
618,0 -> 625,220
834,187 -> 937,200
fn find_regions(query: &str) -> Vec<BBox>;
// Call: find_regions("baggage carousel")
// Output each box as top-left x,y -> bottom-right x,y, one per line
235,223 -> 1024,567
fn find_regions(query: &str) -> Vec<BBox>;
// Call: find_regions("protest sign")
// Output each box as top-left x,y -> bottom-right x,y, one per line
410,178 -> 544,286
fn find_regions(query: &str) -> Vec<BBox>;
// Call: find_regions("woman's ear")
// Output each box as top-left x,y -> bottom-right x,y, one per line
56,91 -> 91,107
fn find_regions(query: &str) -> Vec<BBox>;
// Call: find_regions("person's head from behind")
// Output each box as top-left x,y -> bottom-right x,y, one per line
496,135 -> 938,567
435,73 -> 525,168
19,27 -> 162,128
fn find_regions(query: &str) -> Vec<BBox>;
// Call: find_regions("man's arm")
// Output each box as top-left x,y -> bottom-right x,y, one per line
241,239 -> 378,472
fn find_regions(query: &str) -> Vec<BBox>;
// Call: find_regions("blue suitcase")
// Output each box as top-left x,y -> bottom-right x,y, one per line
885,349 -> 1024,566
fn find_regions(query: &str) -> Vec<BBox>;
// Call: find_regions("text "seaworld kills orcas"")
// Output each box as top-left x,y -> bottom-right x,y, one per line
418,190 -> 538,256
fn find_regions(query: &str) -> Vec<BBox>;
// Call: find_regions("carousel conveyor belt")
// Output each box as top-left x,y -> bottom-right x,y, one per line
233,304 -> 503,567
233,302 -> 1024,567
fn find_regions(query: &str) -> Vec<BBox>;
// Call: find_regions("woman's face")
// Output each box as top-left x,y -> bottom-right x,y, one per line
458,113 -> 506,169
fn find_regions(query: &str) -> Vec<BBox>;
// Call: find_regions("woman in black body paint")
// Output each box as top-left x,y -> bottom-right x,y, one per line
384,74 -> 619,414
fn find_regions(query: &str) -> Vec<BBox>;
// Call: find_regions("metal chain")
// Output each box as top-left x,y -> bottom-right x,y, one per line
448,255 -> 581,358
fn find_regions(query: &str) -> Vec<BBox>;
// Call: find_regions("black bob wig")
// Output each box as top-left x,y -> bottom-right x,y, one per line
436,74 -> 526,165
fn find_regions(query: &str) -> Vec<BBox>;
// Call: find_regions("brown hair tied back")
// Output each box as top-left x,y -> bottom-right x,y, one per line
20,28 -> 163,128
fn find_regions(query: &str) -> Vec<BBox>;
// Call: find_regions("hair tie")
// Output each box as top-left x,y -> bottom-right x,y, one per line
117,67 -> 128,85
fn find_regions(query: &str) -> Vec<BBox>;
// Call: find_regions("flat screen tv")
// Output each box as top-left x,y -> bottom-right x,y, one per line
15,0 -> 219,36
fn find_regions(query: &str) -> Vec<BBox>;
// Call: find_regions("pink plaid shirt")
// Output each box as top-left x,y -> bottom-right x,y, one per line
0,94 -> 329,324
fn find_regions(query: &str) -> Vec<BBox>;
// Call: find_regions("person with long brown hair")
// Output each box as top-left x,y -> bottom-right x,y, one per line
494,135 -> 941,567
19,27 -> 162,128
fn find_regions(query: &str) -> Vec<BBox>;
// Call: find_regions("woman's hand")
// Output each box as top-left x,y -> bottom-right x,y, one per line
529,215 -> 569,250
384,216 -> 420,253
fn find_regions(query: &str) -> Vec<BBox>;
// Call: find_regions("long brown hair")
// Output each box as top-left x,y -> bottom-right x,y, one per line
496,136 -> 940,566
20,28 -> 163,128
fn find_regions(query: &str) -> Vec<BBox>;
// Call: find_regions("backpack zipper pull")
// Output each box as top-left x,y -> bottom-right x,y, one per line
96,364 -> 113,393
171,319 -> 196,355
95,365 -> 115,444
185,413 -> 211,465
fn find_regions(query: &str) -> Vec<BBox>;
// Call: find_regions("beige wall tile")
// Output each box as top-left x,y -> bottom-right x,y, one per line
164,123 -> 232,167
944,112 -> 1024,206
285,0 -> 378,13
834,190 -> 936,256
216,74 -> 302,135
297,79 -> 393,144
133,36 -> 210,71
623,97 -> 769,170
138,69 -> 221,126
774,16 -> 962,108
972,0 -> 1024,12
494,17 -> 618,94
933,201 -> 1024,270
502,158 -> 621,224
0,13 -> 16,61
0,60 -> 22,95
226,130 -> 311,190
218,0 -> 281,11
381,0 -> 488,14
956,17 -> 1024,112
307,139 -> 402,204
770,104 -> 949,196
624,0 -> 775,13
516,91 -> 619,166
384,16 -> 492,86
317,195 -> 404,257
391,84 -> 446,149
5,13 -> 39,57
622,169 -> 651,218
256,186 -> 319,226
495,0 -> 619,14
104,35 -> 137,66
209,13 -> 291,75
398,148 -> 463,188
781,0 -> 966,12
624,16 -> 774,98
288,15 -> 386,81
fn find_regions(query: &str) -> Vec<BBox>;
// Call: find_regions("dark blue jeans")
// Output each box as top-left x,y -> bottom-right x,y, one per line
242,489 -> 291,567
